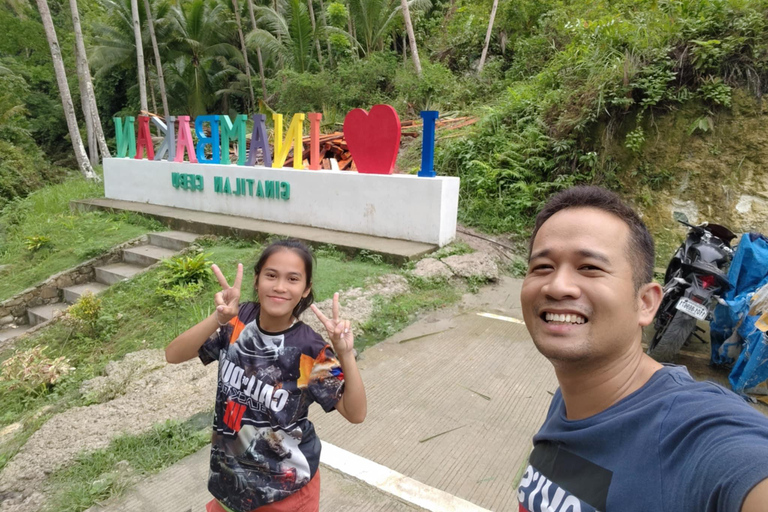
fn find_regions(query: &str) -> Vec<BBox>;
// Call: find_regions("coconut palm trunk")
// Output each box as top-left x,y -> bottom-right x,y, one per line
35,0 -> 97,179
317,0 -> 333,67
400,0 -> 421,76
130,0 -> 148,112
246,0 -> 268,99
231,0 -> 256,111
69,0 -> 110,162
143,0 -> 169,118
306,0 -> 324,71
478,0 -> 499,73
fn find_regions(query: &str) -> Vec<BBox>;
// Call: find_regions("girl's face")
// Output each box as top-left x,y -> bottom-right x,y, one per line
255,249 -> 311,326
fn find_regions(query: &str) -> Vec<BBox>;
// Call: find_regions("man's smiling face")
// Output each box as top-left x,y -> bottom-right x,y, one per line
521,207 -> 651,365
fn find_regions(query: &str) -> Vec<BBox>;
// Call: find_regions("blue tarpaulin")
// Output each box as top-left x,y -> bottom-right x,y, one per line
710,233 -> 768,392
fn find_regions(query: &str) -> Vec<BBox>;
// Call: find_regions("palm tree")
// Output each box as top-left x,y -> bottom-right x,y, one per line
306,0 -> 324,71
143,0 -> 170,117
130,0 -> 148,112
400,0 -> 420,76
249,0 -> 315,73
317,0 -> 334,67
478,0 -> 499,73
69,0 -> 110,164
246,0 -> 268,99
34,0 -> 97,179
166,0 -> 241,115
346,0 -> 431,55
230,0 -> 257,111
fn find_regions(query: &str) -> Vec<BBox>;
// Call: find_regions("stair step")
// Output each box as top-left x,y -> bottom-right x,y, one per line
63,282 -> 111,304
28,303 -> 67,326
95,262 -> 146,285
122,245 -> 176,267
148,231 -> 199,251
0,325 -> 29,344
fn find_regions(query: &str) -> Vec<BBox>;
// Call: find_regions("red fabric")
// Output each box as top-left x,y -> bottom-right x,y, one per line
206,471 -> 320,512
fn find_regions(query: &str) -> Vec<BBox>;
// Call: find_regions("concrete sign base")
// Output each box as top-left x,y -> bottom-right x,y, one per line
103,158 -> 460,246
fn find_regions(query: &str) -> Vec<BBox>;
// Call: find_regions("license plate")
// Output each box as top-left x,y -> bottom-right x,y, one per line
675,297 -> 708,320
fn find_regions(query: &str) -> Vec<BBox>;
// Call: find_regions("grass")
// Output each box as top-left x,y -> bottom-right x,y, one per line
43,414 -> 212,512
0,238 -> 395,472
357,276 -> 463,351
0,173 -> 164,301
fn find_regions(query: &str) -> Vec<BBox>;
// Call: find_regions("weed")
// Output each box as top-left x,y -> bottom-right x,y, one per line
357,276 -> 461,351
24,235 -> 52,252
0,346 -> 73,396
44,418 -> 211,512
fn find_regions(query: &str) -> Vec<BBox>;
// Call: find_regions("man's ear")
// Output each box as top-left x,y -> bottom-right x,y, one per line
637,281 -> 663,327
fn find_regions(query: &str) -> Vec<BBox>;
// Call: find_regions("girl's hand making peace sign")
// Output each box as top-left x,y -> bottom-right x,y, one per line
212,263 -> 243,324
311,293 -> 353,357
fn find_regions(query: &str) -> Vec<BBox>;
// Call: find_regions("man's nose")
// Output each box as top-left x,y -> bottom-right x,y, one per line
542,267 -> 581,300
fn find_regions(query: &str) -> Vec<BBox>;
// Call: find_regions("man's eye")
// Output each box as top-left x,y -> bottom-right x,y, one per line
580,265 -> 602,271
530,264 -> 552,272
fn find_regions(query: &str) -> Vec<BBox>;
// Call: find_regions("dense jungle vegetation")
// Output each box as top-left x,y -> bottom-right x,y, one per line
2,0 -> 768,237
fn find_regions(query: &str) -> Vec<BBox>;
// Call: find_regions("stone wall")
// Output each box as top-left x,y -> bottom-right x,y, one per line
0,236 -> 148,325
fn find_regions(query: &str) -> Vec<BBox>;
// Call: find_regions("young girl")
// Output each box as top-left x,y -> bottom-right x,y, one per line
165,239 -> 367,512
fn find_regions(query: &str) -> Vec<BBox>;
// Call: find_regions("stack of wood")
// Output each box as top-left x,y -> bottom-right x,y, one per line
278,116 -> 479,170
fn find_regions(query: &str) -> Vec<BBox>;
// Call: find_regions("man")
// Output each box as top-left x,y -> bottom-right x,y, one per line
518,186 -> 768,512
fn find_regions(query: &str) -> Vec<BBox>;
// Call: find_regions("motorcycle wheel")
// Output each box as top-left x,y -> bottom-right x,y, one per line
647,308 -> 698,362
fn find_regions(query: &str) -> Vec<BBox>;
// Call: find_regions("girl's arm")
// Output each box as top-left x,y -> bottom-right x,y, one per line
310,293 -> 367,424
334,344 -> 367,423
165,263 -> 243,364
165,312 -> 221,363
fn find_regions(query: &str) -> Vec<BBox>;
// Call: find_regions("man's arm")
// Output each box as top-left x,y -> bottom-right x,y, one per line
742,478 -> 768,512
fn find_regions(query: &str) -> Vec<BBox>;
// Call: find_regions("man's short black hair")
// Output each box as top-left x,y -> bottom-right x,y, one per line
529,186 -> 655,290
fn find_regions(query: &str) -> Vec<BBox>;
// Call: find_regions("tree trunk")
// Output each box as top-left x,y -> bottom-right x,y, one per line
306,0 -> 324,71
347,9 -> 357,58
317,0 -> 333,67
403,32 -> 407,63
69,0 -> 110,163
400,0 -> 421,76
35,0 -> 96,179
246,0 -> 268,99
74,42 -> 96,165
130,0 -> 148,112
143,0 -> 169,118
478,0 -> 499,73
231,0 -> 256,111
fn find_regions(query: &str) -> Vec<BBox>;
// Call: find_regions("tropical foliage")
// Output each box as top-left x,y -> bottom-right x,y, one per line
2,0 -> 768,234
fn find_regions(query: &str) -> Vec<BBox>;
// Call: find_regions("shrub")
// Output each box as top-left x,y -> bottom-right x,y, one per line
0,346 -> 73,395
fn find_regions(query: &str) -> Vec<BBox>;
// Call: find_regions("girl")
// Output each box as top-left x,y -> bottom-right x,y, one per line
166,239 -> 367,512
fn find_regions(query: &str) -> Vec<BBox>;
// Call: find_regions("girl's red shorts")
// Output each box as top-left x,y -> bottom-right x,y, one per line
205,470 -> 320,512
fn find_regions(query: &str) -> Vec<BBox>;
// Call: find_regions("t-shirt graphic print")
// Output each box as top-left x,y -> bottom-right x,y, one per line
518,442 -> 611,512
199,302 -> 344,512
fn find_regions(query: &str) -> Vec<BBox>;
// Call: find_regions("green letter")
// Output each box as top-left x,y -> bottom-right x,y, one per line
220,114 -> 248,165
114,117 -> 136,158
214,176 -> 223,193
280,182 -> 290,200
172,172 -> 180,189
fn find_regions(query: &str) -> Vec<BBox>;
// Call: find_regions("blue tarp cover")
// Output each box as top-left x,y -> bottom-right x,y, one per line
710,234 -> 768,392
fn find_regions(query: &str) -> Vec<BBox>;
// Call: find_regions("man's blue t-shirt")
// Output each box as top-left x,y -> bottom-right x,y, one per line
518,365 -> 768,512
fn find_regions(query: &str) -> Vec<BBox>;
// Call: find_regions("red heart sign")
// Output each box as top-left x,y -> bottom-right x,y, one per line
343,105 -> 402,174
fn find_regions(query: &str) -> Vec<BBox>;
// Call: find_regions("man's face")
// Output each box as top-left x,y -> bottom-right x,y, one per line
521,207 -> 656,365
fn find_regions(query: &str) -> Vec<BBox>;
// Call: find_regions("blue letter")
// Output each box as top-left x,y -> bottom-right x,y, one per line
195,115 -> 221,164
418,111 -> 439,177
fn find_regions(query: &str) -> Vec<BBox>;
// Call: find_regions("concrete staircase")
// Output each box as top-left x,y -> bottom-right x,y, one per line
21,231 -> 199,328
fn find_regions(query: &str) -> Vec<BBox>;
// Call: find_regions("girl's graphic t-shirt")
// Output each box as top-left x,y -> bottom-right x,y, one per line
199,302 -> 345,512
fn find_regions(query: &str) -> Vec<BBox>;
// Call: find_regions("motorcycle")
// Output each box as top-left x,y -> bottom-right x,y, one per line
647,220 -> 736,362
